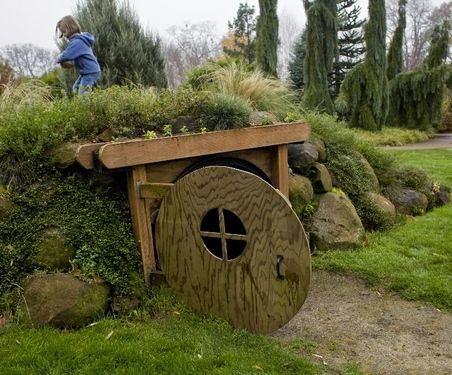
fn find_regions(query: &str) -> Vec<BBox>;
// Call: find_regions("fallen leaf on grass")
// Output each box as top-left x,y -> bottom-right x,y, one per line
105,331 -> 114,340
252,365 -> 263,371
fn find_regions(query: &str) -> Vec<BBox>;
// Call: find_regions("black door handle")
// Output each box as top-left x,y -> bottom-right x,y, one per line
276,255 -> 285,280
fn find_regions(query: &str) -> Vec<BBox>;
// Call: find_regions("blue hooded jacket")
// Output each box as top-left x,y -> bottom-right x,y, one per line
57,32 -> 100,75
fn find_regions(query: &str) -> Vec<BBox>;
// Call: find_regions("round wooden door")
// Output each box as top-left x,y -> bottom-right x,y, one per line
155,166 -> 310,334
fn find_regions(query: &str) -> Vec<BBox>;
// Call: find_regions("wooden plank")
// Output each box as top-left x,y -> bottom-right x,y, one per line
271,144 -> 289,197
76,143 -> 106,169
139,182 -> 173,199
99,122 -> 310,169
127,166 -> 156,285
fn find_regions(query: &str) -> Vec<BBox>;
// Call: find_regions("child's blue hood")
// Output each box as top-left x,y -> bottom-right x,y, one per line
74,32 -> 95,47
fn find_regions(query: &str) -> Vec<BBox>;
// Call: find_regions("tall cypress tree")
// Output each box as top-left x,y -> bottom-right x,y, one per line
302,0 -> 337,113
425,20 -> 451,69
256,0 -> 279,76
335,0 -> 388,130
387,0 -> 407,81
289,0 -> 365,96
74,0 -> 167,88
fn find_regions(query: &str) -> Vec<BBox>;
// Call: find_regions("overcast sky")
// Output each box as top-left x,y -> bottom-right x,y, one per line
0,0 -> 446,51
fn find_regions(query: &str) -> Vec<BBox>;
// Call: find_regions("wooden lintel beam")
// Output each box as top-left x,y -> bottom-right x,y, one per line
76,143 -> 106,169
98,122 -> 310,169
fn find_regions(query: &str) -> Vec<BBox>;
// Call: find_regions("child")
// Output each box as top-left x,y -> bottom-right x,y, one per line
56,15 -> 101,95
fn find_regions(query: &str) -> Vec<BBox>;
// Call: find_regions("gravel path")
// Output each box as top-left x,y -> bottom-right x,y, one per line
383,133 -> 452,150
272,270 -> 452,375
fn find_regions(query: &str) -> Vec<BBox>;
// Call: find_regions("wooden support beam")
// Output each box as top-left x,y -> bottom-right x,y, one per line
271,144 -> 289,198
139,182 -> 173,200
98,122 -> 310,169
127,166 -> 156,285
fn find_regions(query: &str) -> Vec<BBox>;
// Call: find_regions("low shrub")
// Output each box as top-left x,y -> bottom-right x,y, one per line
305,113 -> 374,197
355,127 -> 431,146
438,92 -> 452,132
185,61 -> 297,119
199,93 -> 252,131
0,85 -> 211,188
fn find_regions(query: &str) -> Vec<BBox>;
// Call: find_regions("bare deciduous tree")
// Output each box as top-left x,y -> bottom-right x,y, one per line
163,22 -> 222,87
387,0 -> 451,70
386,0 -> 440,69
0,44 -> 57,78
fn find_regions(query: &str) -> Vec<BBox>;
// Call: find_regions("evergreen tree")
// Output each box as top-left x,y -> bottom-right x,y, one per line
223,3 -> 257,64
336,0 -> 388,130
303,0 -> 337,113
425,20 -> 451,69
330,0 -> 366,97
256,0 -> 279,76
288,30 -> 307,90
289,0 -> 365,96
386,0 -> 407,81
74,0 -> 167,88
388,21 -> 451,130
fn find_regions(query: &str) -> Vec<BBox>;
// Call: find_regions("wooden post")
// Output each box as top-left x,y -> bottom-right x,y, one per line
127,165 -> 156,285
271,144 -> 289,197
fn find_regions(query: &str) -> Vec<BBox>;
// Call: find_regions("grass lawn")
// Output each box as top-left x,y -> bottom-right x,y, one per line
0,295 -> 318,375
315,148 -> 452,311
390,148 -> 452,186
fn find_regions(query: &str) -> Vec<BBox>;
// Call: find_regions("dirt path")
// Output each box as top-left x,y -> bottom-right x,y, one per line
272,271 -> 452,375
383,133 -> 452,150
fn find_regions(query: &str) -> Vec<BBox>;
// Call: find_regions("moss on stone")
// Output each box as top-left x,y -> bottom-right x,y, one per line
34,228 -> 75,271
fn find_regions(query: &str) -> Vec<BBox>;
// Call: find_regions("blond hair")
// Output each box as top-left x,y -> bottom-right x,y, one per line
56,15 -> 81,38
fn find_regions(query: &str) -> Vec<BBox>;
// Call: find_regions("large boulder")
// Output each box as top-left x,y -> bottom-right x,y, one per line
385,187 -> 428,216
288,143 -> 319,174
309,163 -> 333,193
95,128 -> 114,142
310,139 -> 327,162
289,173 -> 314,216
305,191 -> 366,250
434,185 -> 450,207
20,274 -> 110,328
47,142 -> 80,169
250,111 -> 278,126
361,192 -> 396,230
33,228 -> 75,271
355,152 -> 380,192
